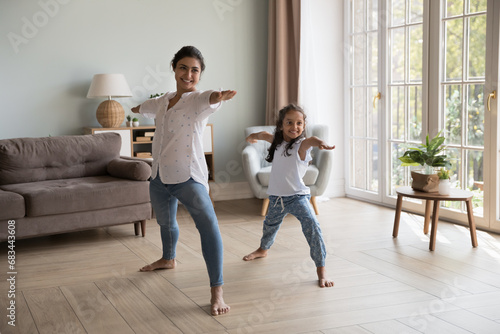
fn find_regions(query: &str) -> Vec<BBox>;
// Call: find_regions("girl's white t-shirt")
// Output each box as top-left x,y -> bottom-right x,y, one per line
139,90 -> 220,192
267,138 -> 312,196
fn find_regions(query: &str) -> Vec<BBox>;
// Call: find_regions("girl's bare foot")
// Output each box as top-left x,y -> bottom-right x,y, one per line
242,247 -> 268,261
139,258 -> 176,272
317,266 -> 334,288
211,286 -> 230,316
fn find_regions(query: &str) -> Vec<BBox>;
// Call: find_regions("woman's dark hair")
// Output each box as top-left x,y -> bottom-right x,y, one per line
265,103 -> 307,163
171,46 -> 206,72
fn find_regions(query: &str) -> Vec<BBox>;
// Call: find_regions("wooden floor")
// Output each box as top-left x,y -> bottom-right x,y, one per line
1,197 -> 500,334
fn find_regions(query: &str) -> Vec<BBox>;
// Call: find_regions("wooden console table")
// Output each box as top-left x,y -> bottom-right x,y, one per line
392,186 -> 478,251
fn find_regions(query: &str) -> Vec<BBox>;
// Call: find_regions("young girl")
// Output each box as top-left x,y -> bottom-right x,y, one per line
131,46 -> 236,315
243,103 -> 335,288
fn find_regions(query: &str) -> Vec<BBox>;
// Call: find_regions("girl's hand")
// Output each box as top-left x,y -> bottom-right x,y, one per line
210,90 -> 237,104
318,142 -> 335,150
246,134 -> 258,144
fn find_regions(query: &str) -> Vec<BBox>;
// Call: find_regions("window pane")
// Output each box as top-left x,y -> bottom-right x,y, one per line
352,87 -> 366,137
468,0 -> 486,14
443,147 -> 462,210
466,149 -> 484,213
367,0 -> 378,30
468,15 -> 486,80
410,0 -> 423,23
445,0 -> 463,17
391,27 -> 405,83
467,84 -> 484,146
368,140 -> 378,191
444,84 -> 462,145
368,31 -> 378,85
353,34 -> 366,85
353,0 -> 365,33
352,139 -> 367,189
445,18 -> 463,81
391,0 -> 405,26
409,25 -> 423,82
391,86 -> 405,140
409,85 -> 422,141
446,147 -> 461,186
391,142 -> 406,195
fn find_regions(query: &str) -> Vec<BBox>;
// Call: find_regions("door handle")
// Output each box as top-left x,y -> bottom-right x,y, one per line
487,90 -> 496,111
373,92 -> 381,108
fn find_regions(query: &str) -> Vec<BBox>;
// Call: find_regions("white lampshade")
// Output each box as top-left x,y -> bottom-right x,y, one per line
87,73 -> 132,99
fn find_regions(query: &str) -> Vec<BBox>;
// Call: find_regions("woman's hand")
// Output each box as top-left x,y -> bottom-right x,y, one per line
210,90 -> 237,104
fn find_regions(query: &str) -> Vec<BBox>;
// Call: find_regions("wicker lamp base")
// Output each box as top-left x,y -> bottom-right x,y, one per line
96,100 -> 125,128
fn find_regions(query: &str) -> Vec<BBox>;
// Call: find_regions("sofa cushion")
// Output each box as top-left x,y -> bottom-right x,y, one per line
256,165 -> 319,187
0,133 -> 121,186
0,176 -> 150,217
0,189 -> 25,219
107,158 -> 151,181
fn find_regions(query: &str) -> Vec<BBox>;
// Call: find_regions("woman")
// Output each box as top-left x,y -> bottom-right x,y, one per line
132,46 -> 236,316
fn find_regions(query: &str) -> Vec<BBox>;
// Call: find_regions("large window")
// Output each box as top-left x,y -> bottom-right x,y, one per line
346,0 -> 499,230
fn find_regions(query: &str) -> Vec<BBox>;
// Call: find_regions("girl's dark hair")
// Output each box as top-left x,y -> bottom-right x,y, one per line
171,46 -> 206,72
266,103 -> 307,163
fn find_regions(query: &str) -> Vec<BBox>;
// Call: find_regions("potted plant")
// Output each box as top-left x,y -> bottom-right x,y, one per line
437,168 -> 451,195
398,131 -> 452,192
126,115 -> 132,127
132,117 -> 139,127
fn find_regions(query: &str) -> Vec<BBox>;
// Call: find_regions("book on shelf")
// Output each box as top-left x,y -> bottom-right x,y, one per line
135,152 -> 152,158
144,131 -> 155,137
136,136 -> 151,142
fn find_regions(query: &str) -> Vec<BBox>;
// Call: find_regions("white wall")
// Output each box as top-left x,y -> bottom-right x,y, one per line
0,0 -> 268,185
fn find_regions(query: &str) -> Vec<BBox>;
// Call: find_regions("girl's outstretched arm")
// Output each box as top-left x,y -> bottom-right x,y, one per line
210,90 -> 237,104
298,136 -> 335,160
246,131 -> 273,144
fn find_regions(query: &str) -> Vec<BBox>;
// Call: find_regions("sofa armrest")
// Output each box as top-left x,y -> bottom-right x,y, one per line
314,149 -> 333,195
107,158 -> 151,181
119,155 -> 153,167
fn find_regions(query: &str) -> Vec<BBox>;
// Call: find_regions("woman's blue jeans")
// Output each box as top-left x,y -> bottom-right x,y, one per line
149,175 -> 224,287
261,194 -> 326,267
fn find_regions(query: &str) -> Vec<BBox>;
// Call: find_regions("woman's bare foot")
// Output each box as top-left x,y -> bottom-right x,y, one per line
139,258 -> 176,272
211,286 -> 230,316
242,247 -> 268,261
317,266 -> 334,288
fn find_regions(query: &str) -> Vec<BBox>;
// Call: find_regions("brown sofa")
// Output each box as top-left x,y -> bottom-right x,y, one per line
0,133 -> 152,241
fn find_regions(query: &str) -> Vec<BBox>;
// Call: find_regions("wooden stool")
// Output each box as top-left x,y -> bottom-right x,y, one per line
392,186 -> 478,251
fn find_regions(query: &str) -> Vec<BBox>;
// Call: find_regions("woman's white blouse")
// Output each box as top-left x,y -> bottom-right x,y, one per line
139,90 -> 220,192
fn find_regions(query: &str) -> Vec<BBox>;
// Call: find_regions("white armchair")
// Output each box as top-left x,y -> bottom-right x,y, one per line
242,124 -> 333,215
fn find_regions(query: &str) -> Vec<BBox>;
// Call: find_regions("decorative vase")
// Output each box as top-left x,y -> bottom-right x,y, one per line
411,170 -> 439,193
438,179 -> 451,195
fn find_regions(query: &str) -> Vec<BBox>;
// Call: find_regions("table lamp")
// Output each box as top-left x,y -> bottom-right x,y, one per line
87,73 -> 133,128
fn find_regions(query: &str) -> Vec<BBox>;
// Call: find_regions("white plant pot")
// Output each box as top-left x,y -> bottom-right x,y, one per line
438,179 -> 451,195
133,121 -> 139,127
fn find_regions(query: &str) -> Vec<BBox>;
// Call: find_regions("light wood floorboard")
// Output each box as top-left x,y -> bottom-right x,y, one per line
1,197 -> 500,333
